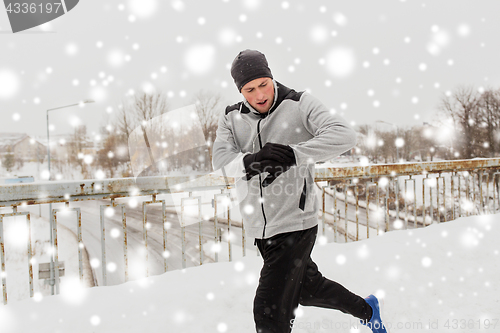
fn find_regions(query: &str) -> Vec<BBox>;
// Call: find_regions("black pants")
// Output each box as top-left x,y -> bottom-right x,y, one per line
253,225 -> 372,333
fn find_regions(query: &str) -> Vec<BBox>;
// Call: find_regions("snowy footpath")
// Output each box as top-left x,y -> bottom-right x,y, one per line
1,214 -> 499,333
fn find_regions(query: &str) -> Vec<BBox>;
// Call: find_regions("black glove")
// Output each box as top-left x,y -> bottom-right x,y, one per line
243,142 -> 296,181
243,159 -> 282,180
248,142 -> 295,165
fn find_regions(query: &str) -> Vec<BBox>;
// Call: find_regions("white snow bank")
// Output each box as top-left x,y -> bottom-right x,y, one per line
2,214 -> 499,333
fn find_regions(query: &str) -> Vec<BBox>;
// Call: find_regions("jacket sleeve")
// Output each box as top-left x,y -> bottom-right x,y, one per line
289,93 -> 357,166
211,111 -> 248,178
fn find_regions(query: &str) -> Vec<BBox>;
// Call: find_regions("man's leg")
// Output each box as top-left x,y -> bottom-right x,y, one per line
298,258 -> 372,322
253,226 -> 317,333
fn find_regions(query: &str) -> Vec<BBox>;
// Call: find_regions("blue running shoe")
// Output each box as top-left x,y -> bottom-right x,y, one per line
361,294 -> 387,333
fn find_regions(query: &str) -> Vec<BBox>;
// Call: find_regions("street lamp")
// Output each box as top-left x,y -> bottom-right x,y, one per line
45,99 -> 94,296
376,120 -> 401,161
46,99 -> 95,180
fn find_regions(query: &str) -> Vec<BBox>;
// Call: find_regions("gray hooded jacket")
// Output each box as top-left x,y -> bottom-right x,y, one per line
212,81 -> 357,239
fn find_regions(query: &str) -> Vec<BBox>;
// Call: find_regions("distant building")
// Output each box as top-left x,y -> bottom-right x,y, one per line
0,133 -> 46,163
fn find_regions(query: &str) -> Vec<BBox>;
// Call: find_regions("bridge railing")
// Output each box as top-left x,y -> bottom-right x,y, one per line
1,157 -> 499,304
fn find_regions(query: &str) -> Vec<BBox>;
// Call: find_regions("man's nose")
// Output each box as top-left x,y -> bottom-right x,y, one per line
256,90 -> 265,101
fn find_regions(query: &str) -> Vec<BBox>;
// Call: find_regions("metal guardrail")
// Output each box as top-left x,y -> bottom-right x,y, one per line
1,158 -> 500,304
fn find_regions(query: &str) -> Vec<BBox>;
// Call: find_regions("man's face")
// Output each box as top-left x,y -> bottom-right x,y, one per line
241,77 -> 275,114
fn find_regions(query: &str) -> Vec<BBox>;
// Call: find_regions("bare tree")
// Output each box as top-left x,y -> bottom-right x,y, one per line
192,90 -> 226,170
477,88 -> 500,157
116,105 -> 133,139
2,147 -> 15,172
111,92 -> 170,174
438,86 -> 481,159
115,92 -> 169,135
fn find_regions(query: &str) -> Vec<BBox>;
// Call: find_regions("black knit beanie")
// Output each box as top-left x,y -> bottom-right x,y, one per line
230,49 -> 273,92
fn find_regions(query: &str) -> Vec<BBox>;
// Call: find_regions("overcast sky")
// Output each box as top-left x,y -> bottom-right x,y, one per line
1,0 -> 499,140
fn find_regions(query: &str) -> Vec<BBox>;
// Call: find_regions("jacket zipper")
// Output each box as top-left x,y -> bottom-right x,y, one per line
256,118 -> 268,239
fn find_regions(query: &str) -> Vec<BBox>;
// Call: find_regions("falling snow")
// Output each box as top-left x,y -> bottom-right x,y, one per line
1,0 -> 495,138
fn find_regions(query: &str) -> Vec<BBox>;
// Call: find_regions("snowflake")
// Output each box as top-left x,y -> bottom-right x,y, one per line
326,47 -> 355,77
310,25 -> 328,44
234,261 -> 244,272
128,0 -> 158,18
184,45 -> 215,75
421,257 -> 432,267
336,254 -> 346,265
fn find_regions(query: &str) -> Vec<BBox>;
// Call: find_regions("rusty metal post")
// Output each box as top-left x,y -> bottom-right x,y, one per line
422,176 -> 426,227
385,181 -> 389,233
366,182 -> 371,239
405,175 -> 418,229
196,197 -> 203,265
100,203 -> 127,280
51,208 -> 60,294
494,172 -> 500,212
436,173 -> 441,223
333,185 -> 338,242
404,178 -> 416,229
227,199 -> 232,262
395,176 -> 400,222
214,193 -> 230,263
451,174 -> 455,220
0,215 -> 6,304
474,171 -> 478,214
457,174 -> 462,218
344,185 -> 348,243
424,178 -> 434,224
99,205 -> 107,285
480,171 -> 485,213
121,204 -> 128,281
213,195 -> 219,263
436,175 -> 441,223
0,210 -> 31,303
320,184 -> 340,242
485,171 -> 490,213
444,176 -> 448,222
0,210 -> 30,303
413,177 -> 417,226
180,213 -> 186,269
141,201 -> 149,277
430,179 -> 435,224
466,172 -> 471,217
376,183 -> 380,235
365,181 -> 378,238
242,219 -> 246,257
404,178 -> 409,229
27,213 -> 33,298
355,185 -> 359,241
75,208 -> 83,282
142,197 -> 166,274
322,186 -> 326,236
161,201 -> 167,273
179,195 -> 202,267
52,207 -> 81,284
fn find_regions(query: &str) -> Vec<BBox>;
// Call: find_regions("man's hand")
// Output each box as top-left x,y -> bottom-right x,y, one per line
243,142 -> 296,182
249,142 -> 295,164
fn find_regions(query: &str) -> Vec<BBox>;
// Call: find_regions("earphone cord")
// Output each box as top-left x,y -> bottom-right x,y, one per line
238,103 -> 273,153
251,111 -> 272,153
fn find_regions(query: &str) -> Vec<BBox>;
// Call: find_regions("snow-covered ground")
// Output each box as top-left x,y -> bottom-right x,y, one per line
1,214 -> 499,333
